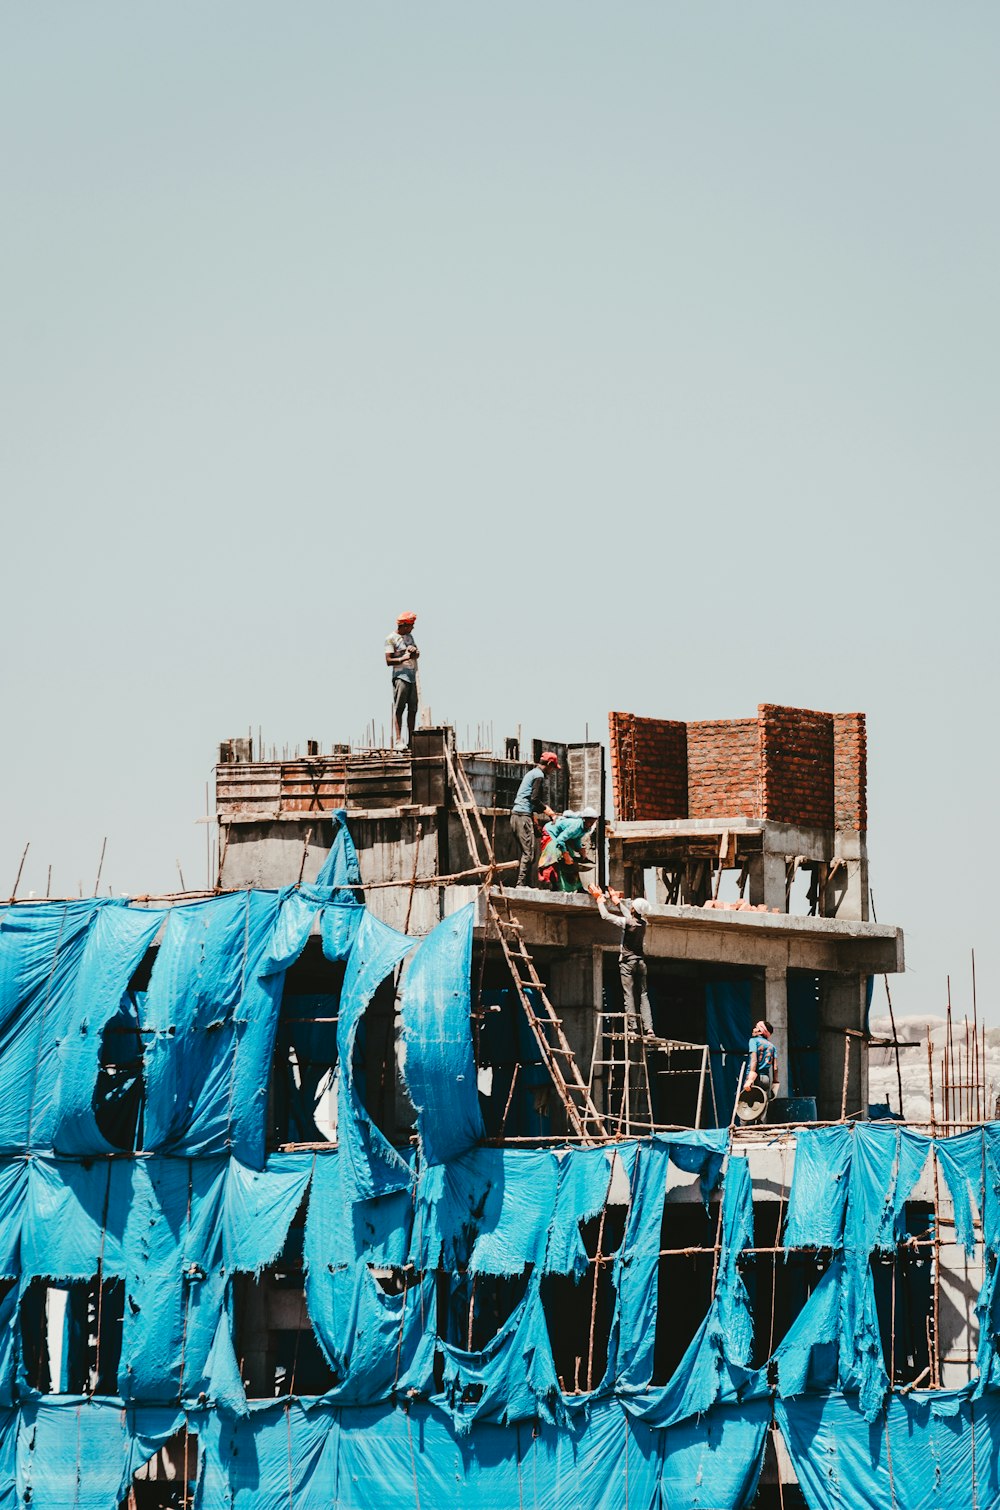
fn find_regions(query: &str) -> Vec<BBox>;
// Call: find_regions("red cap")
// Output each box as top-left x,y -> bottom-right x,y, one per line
397,611 -> 417,625
540,751 -> 560,768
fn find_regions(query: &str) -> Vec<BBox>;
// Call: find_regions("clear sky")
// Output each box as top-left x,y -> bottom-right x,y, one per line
1,5 -> 996,1018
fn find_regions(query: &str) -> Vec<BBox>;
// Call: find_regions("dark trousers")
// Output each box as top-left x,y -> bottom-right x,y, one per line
620,955 -> 654,1035
511,813 -> 537,887
392,678 -> 418,745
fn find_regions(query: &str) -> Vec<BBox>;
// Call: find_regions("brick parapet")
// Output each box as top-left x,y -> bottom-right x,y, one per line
686,719 -> 761,819
832,712 -> 868,832
608,704 -> 867,834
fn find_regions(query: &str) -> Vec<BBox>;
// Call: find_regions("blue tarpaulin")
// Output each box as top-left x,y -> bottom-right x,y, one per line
0,835 -> 999,1505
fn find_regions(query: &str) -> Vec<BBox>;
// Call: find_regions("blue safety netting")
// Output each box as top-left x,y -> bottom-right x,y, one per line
0,824 -> 999,1505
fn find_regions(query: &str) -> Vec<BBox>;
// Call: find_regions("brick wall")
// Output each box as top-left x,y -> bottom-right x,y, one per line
833,712 -> 867,831
687,720 -> 761,818
759,704 -> 834,828
608,713 -> 686,821
609,705 -> 867,831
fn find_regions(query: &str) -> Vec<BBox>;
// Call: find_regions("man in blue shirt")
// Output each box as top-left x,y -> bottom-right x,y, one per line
745,1019 -> 780,1104
510,752 -> 560,887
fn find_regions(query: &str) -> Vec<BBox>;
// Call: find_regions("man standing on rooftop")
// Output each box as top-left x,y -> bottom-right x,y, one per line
510,751 -> 559,887
385,611 -> 419,747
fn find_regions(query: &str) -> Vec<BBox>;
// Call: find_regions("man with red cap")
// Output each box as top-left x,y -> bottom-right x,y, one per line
385,611 -> 420,746
510,751 -> 560,887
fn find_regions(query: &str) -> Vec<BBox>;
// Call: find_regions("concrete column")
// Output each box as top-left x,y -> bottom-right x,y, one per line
825,832 -> 869,920
818,973 -> 868,1120
748,853 -> 785,911
764,966 -> 789,1099
549,950 -> 598,1091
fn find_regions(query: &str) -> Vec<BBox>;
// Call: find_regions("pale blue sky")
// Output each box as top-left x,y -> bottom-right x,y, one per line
1,5 -> 996,1017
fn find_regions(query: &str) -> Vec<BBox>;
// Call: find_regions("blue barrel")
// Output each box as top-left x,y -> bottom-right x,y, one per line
769,1096 -> 817,1124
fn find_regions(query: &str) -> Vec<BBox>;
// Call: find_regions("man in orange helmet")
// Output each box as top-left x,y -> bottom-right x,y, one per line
385,611 -> 420,746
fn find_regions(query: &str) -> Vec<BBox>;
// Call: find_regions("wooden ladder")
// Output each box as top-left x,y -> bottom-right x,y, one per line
444,744 -> 608,1142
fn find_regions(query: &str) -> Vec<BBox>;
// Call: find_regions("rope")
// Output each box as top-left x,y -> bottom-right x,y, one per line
223,891 -> 253,1150
286,1401 -> 295,1509
404,1402 -> 423,1510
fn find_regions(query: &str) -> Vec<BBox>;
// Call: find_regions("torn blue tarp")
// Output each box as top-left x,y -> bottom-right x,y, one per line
544,1145 -> 634,1279
335,910 -> 415,1203
139,892 -> 284,1163
435,1272 -> 561,1431
630,1152 -> 760,1429
777,1388 -> 1000,1510
222,1154 -> 313,1275
21,1157 -> 130,1280
0,901 -> 104,1154
659,1128 -> 727,1202
198,1398 -> 338,1509
401,904 -> 483,1165
771,1258 -> 842,1397
783,1124 -> 926,1422
616,1141 -> 672,1392
784,1124 -> 853,1247
0,1162 -> 26,1279
51,904 -> 166,1157
8,860 -> 1000,1502
973,1126 -> 1000,1395
302,1149 -> 432,1403
315,812 -> 363,894
408,1145 -> 636,1282
15,1396 -> 182,1510
936,1129 -> 984,1257
330,1398 -> 661,1510
465,1151 -> 559,1277
659,1399 -> 770,1510
715,1153 -> 754,1368
844,1124 -> 929,1259
118,1157 -> 227,1403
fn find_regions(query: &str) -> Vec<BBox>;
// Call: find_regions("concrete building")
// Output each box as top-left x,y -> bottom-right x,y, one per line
3,703 -> 991,1509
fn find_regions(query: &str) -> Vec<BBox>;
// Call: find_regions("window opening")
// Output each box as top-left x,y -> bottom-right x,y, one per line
872,1201 -> 934,1387
20,1277 -> 123,1394
744,1204 -> 832,1372
232,1195 -> 335,1397
270,938 -> 344,1147
94,945 -> 158,1151
119,1427 -> 198,1510
653,1202 -> 715,1384
432,1267 -> 530,1401
475,983 -> 550,1139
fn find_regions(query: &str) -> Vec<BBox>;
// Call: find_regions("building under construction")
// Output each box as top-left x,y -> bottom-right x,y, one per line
1,703 -> 996,1508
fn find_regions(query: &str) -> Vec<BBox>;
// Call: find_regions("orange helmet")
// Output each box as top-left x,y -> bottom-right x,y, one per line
397,610 -> 417,625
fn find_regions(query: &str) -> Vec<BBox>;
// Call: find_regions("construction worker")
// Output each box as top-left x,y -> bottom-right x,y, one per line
744,1019 -> 779,1102
588,885 -> 659,1042
538,809 -> 598,892
510,752 -> 560,887
385,611 -> 419,747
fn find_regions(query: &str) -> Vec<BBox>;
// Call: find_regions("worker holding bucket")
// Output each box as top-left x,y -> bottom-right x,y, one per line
738,1020 -> 780,1123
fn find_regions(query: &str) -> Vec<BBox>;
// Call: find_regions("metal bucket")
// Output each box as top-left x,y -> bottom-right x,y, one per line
736,1084 -> 768,1123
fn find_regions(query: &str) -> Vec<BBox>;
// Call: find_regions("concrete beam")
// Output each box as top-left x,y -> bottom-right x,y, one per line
476,889 -> 903,976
